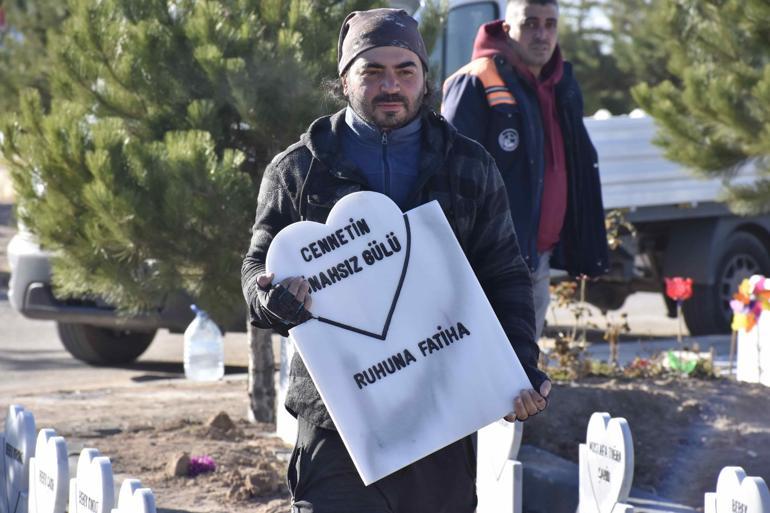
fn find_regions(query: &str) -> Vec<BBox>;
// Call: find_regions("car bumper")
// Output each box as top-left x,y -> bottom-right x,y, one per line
8,232 -> 176,330
8,232 -> 245,332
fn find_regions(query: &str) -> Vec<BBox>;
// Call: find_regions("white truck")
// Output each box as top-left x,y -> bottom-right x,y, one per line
7,0 -> 770,364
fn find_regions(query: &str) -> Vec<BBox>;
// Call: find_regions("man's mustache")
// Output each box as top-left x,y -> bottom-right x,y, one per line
373,94 -> 408,105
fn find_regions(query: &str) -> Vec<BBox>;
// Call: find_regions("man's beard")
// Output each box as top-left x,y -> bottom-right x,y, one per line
349,90 -> 424,130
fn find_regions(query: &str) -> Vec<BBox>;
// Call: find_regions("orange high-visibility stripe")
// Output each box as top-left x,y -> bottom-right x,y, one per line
487,91 -> 516,106
443,57 -> 517,107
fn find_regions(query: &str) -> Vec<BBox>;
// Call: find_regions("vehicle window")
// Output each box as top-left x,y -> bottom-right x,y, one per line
444,2 -> 498,80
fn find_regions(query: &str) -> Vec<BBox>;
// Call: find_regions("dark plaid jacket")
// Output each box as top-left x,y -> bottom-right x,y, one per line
242,108 -> 546,430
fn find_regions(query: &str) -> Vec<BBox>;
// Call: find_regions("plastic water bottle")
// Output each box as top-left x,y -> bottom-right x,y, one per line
183,305 -> 225,381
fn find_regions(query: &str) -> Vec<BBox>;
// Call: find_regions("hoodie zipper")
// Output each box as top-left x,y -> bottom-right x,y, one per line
381,131 -> 391,197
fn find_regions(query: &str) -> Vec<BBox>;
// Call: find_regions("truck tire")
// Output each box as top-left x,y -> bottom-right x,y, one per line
682,232 -> 770,335
57,322 -> 156,365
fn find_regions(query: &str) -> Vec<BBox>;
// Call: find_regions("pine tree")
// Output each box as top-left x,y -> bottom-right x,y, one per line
632,0 -> 770,214
2,0 -> 376,322
606,0 -> 675,90
0,0 -> 68,114
555,0 -> 679,115
559,0 -> 634,115
2,0 -> 379,421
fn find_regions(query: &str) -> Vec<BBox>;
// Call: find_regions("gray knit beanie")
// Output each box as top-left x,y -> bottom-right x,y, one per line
337,8 -> 429,76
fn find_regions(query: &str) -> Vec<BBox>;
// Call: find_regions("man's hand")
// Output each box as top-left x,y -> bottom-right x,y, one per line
504,380 -> 551,422
256,272 -> 313,325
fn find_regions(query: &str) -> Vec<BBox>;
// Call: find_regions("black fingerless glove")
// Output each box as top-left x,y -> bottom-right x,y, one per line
525,367 -> 550,393
525,367 -> 551,406
256,283 -> 313,332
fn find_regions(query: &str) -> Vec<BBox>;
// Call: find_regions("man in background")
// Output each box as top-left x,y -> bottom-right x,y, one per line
442,0 -> 609,340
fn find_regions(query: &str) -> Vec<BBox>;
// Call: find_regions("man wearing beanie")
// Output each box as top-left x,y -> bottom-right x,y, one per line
242,8 -> 550,512
442,0 -> 609,342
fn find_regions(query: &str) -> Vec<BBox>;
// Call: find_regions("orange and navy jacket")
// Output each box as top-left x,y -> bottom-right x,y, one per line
441,22 -> 609,278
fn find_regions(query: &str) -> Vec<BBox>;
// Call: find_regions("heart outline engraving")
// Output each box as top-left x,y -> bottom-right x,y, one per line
312,213 -> 411,340
266,192 -> 412,341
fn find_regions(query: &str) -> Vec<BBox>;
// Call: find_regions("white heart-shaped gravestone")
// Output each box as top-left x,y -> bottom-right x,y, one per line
110,479 -> 155,513
583,412 -> 634,513
710,466 -> 770,513
267,192 -> 532,485
266,191 -> 409,339
0,435 -> 3,513
29,429 -> 68,513
736,313 -> 770,386
477,420 -> 523,480
4,404 -> 36,513
276,337 -> 299,445
476,420 -> 524,513
68,449 -> 114,513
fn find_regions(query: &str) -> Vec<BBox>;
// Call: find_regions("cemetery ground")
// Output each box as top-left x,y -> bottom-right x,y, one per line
4,293 -> 770,511
1,191 -> 769,512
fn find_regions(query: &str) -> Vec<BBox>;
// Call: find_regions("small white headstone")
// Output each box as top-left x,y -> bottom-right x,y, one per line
736,314 -> 770,387
3,405 -> 36,513
478,420 -> 523,480
266,192 -> 532,484
476,420 -> 524,513
68,449 -> 115,513
28,429 -> 68,513
704,466 -> 770,513
110,479 -> 156,513
0,437 -> 2,513
276,337 -> 298,445
0,431 -> 3,513
578,412 -> 634,513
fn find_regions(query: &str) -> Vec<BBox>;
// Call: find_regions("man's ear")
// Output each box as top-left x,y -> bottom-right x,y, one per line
502,21 -> 511,33
341,73 -> 349,96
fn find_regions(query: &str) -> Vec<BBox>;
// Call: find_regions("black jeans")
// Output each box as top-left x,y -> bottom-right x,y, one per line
288,416 -> 477,513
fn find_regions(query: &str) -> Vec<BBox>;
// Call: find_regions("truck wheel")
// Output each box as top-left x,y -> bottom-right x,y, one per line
57,323 -> 156,365
682,232 -> 770,335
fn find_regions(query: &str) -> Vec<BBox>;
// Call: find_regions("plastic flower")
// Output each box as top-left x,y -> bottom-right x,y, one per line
749,275 -> 766,291
732,313 -> 751,332
188,455 -> 216,477
739,278 -> 753,297
731,275 -> 769,333
664,277 -> 693,302
730,299 -> 746,314
759,291 -> 770,311
733,291 -> 751,305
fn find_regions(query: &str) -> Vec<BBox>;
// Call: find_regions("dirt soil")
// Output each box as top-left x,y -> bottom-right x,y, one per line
13,378 -> 293,513
8,374 -> 769,513
523,377 -> 770,508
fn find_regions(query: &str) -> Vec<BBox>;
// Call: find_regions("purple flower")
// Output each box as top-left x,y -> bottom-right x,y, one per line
188,455 -> 216,477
